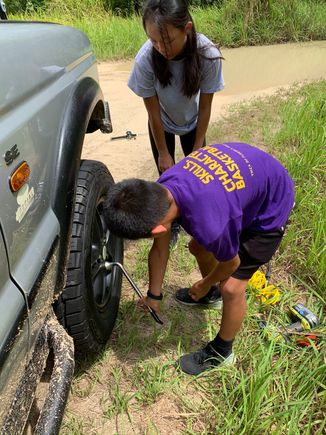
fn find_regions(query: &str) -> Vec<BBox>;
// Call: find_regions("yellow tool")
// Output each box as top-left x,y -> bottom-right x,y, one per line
248,270 -> 281,305
258,303 -> 319,345
287,303 -> 319,332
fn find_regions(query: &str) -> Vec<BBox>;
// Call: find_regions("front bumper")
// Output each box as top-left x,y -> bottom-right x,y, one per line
1,309 -> 74,435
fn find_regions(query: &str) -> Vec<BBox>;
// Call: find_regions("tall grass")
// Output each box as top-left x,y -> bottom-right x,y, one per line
272,83 -> 326,298
71,16 -> 145,60
11,0 -> 326,60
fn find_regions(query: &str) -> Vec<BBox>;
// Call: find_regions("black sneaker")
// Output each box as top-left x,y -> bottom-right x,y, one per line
176,344 -> 235,375
175,286 -> 222,308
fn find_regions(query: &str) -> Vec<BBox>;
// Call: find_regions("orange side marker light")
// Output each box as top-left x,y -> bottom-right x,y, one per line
9,161 -> 30,192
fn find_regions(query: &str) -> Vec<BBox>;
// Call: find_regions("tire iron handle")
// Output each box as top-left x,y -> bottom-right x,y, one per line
111,130 -> 137,141
104,261 -> 163,325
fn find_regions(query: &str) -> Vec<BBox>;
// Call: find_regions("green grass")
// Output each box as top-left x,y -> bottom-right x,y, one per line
60,81 -> 325,434
10,0 -> 326,60
272,86 -> 326,293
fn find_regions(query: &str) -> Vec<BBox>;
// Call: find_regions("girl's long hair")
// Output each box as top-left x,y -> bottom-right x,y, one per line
142,0 -> 221,98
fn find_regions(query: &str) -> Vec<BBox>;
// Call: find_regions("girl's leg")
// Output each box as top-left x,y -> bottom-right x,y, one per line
180,128 -> 206,156
148,123 -> 179,246
148,122 -> 175,174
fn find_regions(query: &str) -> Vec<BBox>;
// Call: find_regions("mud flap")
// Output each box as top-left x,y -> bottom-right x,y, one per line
1,310 -> 74,435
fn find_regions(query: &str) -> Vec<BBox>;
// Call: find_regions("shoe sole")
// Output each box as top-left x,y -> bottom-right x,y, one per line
205,353 -> 236,370
222,353 -> 236,367
175,296 -> 222,309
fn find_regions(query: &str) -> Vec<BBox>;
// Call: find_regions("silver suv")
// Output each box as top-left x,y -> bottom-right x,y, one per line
0,12 -> 123,434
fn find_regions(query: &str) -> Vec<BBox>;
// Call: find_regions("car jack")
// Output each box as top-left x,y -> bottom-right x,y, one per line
104,262 -> 163,325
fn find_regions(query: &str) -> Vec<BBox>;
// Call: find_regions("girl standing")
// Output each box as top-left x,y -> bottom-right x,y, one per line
128,0 -> 224,244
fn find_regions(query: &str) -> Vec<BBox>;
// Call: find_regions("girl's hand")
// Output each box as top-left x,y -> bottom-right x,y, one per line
189,280 -> 210,301
137,296 -> 161,313
158,153 -> 174,172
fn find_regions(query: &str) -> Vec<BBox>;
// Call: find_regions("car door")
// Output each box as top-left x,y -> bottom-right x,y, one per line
0,226 -> 28,426
0,23 -> 65,353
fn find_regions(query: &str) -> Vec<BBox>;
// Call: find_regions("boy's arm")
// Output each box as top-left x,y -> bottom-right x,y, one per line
138,232 -> 170,313
148,233 -> 170,294
189,255 -> 241,300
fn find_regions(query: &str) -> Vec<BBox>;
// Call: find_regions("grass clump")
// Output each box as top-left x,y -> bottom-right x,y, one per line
272,83 -> 326,296
10,0 -> 326,60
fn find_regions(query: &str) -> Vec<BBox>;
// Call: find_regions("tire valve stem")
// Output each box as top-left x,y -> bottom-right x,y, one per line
104,261 -> 163,325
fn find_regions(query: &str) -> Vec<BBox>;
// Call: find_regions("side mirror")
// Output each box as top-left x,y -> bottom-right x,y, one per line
0,1 -> 7,20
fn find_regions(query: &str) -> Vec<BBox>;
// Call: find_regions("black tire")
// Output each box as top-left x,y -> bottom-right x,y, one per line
56,160 -> 123,354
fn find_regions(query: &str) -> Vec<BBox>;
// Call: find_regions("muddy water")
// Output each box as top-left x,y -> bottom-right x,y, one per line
221,40 -> 326,96
212,40 -> 326,119
105,40 -> 326,97
85,40 -> 326,181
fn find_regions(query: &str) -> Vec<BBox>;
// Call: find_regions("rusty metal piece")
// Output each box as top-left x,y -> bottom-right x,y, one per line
111,130 -> 137,141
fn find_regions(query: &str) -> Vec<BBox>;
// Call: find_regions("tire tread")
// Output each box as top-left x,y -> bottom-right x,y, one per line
54,160 -> 122,355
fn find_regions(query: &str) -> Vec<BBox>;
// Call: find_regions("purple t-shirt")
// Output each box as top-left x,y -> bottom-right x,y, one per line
158,143 -> 294,262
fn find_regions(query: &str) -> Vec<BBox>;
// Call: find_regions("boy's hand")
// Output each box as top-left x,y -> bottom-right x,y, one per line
137,296 -> 161,313
189,280 -> 210,301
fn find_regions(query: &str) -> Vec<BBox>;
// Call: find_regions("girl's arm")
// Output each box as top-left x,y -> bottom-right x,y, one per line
144,96 -> 174,172
193,92 -> 214,151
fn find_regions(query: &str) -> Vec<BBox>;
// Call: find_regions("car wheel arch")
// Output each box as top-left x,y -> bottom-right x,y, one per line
52,77 -> 108,292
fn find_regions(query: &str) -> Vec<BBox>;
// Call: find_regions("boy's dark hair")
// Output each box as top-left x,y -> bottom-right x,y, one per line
103,178 -> 170,239
142,0 -> 221,98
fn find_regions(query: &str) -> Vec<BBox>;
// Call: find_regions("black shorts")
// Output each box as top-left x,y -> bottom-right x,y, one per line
232,227 -> 286,280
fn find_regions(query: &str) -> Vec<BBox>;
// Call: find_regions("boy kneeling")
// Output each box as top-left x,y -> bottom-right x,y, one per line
104,142 -> 294,375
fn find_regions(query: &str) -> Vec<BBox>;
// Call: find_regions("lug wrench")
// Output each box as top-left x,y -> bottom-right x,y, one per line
104,261 -> 163,325
111,130 -> 137,141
